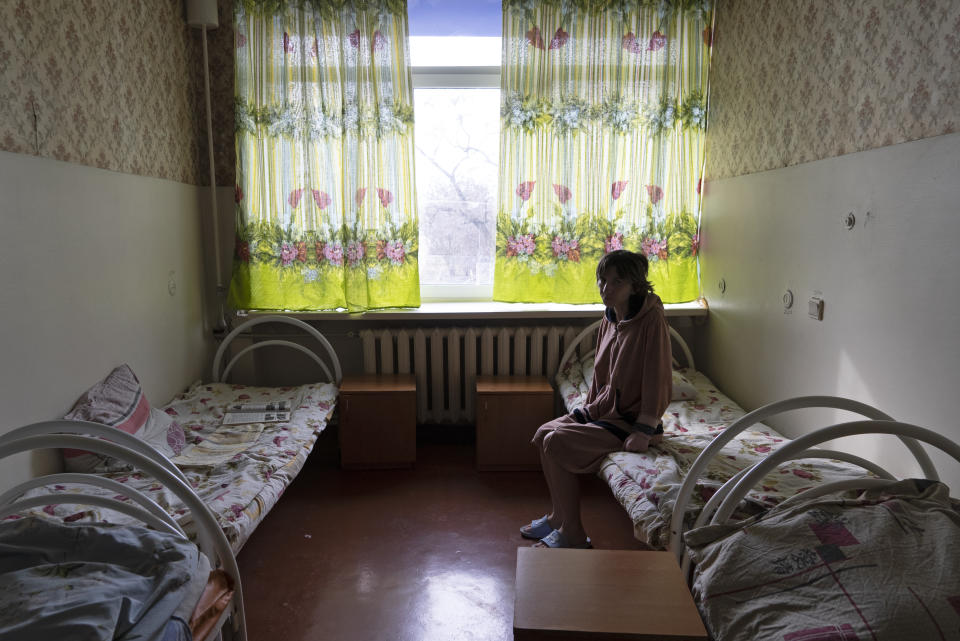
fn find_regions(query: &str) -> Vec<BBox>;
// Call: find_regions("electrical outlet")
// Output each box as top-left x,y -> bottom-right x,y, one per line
808,296 -> 823,321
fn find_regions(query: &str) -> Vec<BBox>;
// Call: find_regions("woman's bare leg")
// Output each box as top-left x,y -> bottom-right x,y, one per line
539,447 -> 562,530
538,448 -> 587,545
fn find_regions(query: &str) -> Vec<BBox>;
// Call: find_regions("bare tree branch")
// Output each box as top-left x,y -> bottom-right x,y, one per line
458,144 -> 497,168
415,143 -> 467,202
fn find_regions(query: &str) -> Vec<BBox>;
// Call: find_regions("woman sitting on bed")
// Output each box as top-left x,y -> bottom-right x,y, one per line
521,249 -> 673,549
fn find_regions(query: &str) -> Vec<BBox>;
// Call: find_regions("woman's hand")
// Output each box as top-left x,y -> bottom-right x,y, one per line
624,431 -> 663,453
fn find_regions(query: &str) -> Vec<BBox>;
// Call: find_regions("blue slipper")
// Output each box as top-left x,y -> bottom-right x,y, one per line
535,529 -> 593,549
520,515 -> 554,540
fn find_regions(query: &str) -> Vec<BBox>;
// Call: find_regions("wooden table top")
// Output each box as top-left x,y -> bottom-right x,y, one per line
514,548 -> 708,640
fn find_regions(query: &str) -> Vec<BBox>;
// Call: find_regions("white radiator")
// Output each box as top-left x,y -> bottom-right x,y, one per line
359,326 -> 584,424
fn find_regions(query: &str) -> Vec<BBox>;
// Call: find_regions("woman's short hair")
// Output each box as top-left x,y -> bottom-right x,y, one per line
596,250 -> 654,298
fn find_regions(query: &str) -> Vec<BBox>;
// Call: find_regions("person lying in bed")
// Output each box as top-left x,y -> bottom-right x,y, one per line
521,249 -> 673,549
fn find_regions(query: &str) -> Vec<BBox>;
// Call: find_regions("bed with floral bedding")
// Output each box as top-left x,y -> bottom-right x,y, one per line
0,418 -> 251,640
554,321 -> 905,550
556,322 -> 960,640
679,422 -> 960,641
688,480 -> 960,641
12,379 -> 336,553
7,316 -> 340,554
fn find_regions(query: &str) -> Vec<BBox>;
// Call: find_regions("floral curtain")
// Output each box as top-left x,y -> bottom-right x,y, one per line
494,0 -> 714,303
229,0 -> 419,312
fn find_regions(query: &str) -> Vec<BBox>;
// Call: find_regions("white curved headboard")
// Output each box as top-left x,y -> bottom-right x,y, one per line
0,422 -> 248,641
708,420 -> 959,526
212,315 -> 342,385
669,396 -> 945,583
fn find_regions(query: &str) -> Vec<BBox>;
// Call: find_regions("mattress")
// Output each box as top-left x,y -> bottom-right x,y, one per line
9,380 -> 337,553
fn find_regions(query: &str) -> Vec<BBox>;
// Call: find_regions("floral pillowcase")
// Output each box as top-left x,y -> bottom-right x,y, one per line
62,364 -> 186,472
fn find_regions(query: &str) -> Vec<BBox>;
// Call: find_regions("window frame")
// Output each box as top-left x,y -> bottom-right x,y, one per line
411,66 -> 500,89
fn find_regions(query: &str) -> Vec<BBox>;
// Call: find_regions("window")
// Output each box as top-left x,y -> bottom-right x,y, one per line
409,4 -> 502,301
413,85 -> 498,299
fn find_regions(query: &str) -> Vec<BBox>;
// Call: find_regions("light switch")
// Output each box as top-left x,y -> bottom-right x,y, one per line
808,296 -> 823,321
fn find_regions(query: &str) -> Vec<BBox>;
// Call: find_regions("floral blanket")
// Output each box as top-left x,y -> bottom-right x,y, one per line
0,517 -> 208,641
685,480 -> 960,641
7,381 -> 337,553
558,361 -> 874,549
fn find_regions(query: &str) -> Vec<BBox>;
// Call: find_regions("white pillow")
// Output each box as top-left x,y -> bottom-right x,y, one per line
671,369 -> 698,401
137,408 -> 187,462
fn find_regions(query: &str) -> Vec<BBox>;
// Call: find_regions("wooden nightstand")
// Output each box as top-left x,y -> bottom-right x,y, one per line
475,375 -> 555,471
338,374 -> 416,469
514,548 -> 708,640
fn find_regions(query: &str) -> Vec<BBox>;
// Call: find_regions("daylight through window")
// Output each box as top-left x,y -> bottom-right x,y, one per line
410,35 -> 501,300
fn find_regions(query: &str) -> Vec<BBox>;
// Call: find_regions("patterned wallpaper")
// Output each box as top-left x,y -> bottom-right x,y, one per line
203,0 -> 236,188
5,1 -> 957,185
0,0 -> 234,186
706,0 -> 960,180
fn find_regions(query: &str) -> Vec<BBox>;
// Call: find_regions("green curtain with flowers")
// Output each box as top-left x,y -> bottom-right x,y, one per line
230,0 -> 419,312
494,0 -> 713,303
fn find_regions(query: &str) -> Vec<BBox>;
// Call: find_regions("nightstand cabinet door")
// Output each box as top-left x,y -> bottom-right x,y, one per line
475,376 -> 555,471
339,375 -> 416,469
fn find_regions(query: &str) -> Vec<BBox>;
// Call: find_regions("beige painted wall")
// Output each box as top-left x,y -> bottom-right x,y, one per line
0,151 -> 213,485
0,1 -> 222,485
699,133 -> 960,488
700,0 -> 960,488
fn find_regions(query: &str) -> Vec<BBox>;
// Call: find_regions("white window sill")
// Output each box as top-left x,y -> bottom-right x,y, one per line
241,298 -> 708,321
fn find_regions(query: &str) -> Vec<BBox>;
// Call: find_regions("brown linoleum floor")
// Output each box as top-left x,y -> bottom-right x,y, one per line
236,432 -> 646,641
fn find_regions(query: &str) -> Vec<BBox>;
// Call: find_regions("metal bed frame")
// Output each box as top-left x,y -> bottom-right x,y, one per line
554,319 -> 956,585
0,314 -> 347,640
0,422 -> 247,641
670,409 -> 959,583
